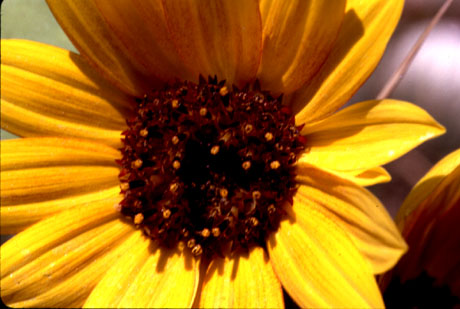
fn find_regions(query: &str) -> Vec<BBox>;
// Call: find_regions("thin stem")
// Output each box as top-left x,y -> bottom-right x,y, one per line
376,0 -> 455,100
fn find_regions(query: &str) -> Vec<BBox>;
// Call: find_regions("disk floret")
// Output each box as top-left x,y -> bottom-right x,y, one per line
117,76 -> 305,257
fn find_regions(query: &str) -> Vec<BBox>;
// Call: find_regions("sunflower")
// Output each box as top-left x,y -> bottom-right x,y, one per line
381,148 -> 460,307
0,0 -> 446,308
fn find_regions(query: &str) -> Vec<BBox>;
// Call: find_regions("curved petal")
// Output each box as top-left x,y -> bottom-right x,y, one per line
1,187 -> 120,234
46,0 -> 154,96
1,137 -> 119,171
95,0 -> 193,83
1,201 -> 120,279
199,247 -> 283,308
291,0 -> 404,123
394,151 -> 460,282
298,164 -> 391,187
84,240 -> 199,309
1,165 -> 119,206
1,219 -> 133,305
295,163 -> 407,274
95,245 -> 199,308
300,100 -> 445,172
162,0 -> 262,87
3,228 -> 142,308
0,137 -> 121,233
396,148 -> 460,229
1,40 -> 129,147
268,197 -> 384,308
1,103 -> 122,148
257,0 -> 345,94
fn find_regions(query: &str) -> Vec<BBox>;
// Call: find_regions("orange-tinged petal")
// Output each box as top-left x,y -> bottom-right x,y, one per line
295,163 -> 407,274
290,0 -> 404,123
199,246 -> 283,308
394,151 -> 460,282
4,229 -> 143,308
396,148 -> 460,229
300,100 -> 445,172
268,198 -> 384,308
162,0 -> 262,87
1,201 -> 120,279
1,187 -> 120,234
1,165 -> 119,205
46,0 -> 153,96
112,246 -> 199,308
1,137 -> 119,171
95,0 -> 193,84
257,0 -> 345,94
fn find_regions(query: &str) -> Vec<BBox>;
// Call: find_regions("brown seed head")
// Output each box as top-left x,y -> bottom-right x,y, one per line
200,107 -> 207,116
163,209 -> 171,219
171,99 -> 179,108
140,129 -> 148,137
169,182 -> 179,193
242,161 -> 251,170
192,244 -> 203,256
219,86 -> 228,96
132,159 -> 143,169
187,238 -> 196,248
270,160 -> 280,170
210,145 -> 220,155
201,228 -> 211,238
265,132 -> 273,141
249,217 -> 259,227
171,136 -> 179,145
120,182 -> 130,191
134,213 -> 144,225
244,124 -> 253,134
212,227 -> 221,237
252,191 -> 261,199
173,160 -> 181,169
220,188 -> 228,198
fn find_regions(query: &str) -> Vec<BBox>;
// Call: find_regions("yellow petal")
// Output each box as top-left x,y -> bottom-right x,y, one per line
162,0 -> 262,87
298,163 -> 391,187
1,219 -> 132,302
1,40 -> 127,147
95,0 -> 193,83
106,246 -> 199,308
290,0 -> 404,123
83,235 -> 151,308
4,229 -> 143,308
392,150 -> 460,282
295,164 -> 407,274
199,246 -> 283,308
1,39 -> 132,128
1,201 -> 120,279
46,0 -> 153,96
268,197 -> 384,308
257,0 -> 345,94
1,102 -> 122,147
300,99 -> 445,172
396,148 -> 460,229
1,165 -> 119,205
1,187 -> 120,234
1,137 -> 119,171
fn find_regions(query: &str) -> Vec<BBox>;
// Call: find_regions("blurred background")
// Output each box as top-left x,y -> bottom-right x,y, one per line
1,0 -> 460,218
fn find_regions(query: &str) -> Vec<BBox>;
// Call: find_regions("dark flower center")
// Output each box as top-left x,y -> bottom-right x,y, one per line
117,76 -> 305,258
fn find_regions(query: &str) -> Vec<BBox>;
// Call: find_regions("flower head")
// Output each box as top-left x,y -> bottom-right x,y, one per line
0,0 -> 445,308
381,149 -> 460,307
